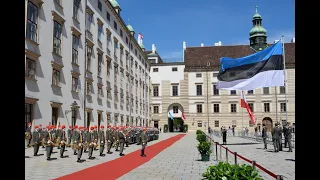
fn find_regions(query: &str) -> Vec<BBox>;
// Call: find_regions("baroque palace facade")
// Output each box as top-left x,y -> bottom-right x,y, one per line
147,8 -> 295,132
25,0 -> 151,130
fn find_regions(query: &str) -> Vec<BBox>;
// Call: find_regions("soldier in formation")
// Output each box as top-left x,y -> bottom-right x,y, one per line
140,127 -> 148,157
262,124 -> 268,149
271,122 -> 281,152
283,122 -> 293,152
99,125 -> 106,156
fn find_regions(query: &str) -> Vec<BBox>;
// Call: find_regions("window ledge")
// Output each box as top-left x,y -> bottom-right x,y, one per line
72,62 -> 79,67
86,70 -> 93,74
25,77 -> 37,82
52,52 -> 63,58
51,84 -> 61,88
25,37 -> 39,46
97,75 -> 102,79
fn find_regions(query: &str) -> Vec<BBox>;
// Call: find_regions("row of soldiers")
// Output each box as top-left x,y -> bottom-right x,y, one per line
261,122 -> 293,152
25,122 -> 160,162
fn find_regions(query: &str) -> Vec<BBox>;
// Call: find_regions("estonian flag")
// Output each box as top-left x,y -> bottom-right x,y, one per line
168,112 -> 174,120
217,40 -> 284,90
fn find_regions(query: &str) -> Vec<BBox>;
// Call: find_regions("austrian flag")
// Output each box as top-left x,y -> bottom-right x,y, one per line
182,112 -> 186,121
240,91 -> 255,124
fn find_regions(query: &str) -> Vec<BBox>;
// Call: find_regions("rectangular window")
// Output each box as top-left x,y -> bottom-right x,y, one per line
98,86 -> 102,95
98,24 -> 102,41
213,84 -> 219,95
114,21 -> 117,30
26,1 -> 38,42
248,103 -> 254,112
230,90 -> 236,95
86,12 -> 93,31
280,103 -> 287,112
153,86 -> 159,96
98,53 -> 102,76
173,106 -> 179,113
172,86 -> 178,96
153,68 -> 158,72
248,90 -> 254,94
196,85 -> 202,96
214,121 -> 219,127
86,45 -> 92,71
87,82 -> 92,94
172,67 -> 177,72
264,103 -> 270,112
72,35 -> 79,64
73,0 -> 80,20
52,107 -> 58,126
107,12 -> 110,21
263,87 -> 269,94
280,86 -> 286,94
196,73 -> 202,78
197,121 -> 202,127
26,58 -> 36,79
213,104 -> 219,113
120,29 -> 123,37
53,21 -> 62,55
72,76 -> 78,91
98,0 -> 102,11
25,104 -> 33,130
231,104 -> 237,113
197,104 -> 202,113
153,106 -> 159,113
125,37 -> 128,44
52,69 -> 60,86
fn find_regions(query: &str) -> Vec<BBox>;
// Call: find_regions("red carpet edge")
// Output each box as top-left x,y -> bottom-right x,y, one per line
54,134 -> 186,180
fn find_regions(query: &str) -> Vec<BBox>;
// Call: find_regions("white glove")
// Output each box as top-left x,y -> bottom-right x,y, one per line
108,140 -> 111,143
74,141 -> 77,143
79,143 -> 82,146
101,141 -> 103,143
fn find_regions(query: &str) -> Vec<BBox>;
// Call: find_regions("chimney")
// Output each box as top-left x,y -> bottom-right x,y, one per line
152,44 -> 156,53
218,41 -> 222,46
274,40 -> 279,43
291,38 -> 295,43
183,41 -> 186,50
200,43 -> 204,47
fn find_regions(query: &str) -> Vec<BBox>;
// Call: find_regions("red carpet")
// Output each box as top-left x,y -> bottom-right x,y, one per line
55,134 -> 186,180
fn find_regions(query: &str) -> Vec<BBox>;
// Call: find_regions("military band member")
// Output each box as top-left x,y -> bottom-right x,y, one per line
56,125 -> 62,149
115,127 -> 120,151
87,127 -> 95,159
72,126 -> 78,155
44,126 -> 54,160
32,125 -> 41,156
140,127 -> 148,157
98,125 -> 106,156
67,126 -> 72,146
59,125 -> 67,158
25,122 -> 32,148
106,125 -> 113,154
93,126 -> 98,150
124,126 -> 129,147
119,126 -> 126,156
83,128 -> 88,153
75,126 -> 84,163
41,126 -> 46,148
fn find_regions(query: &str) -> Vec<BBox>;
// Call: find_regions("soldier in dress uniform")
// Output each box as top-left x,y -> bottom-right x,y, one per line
136,127 -> 142,145
93,126 -> 99,150
44,126 -> 54,160
59,125 -> 67,158
118,126 -> 126,156
262,124 -> 268,149
114,126 -> 120,151
271,122 -> 281,152
83,127 -> 88,153
75,126 -> 84,163
25,122 -> 32,148
32,125 -> 41,156
87,126 -> 95,159
72,125 -> 79,155
140,127 -> 148,157
285,122 -> 293,152
67,126 -> 72,146
99,125 -> 106,156
106,125 -> 113,154
56,125 -> 62,149
124,126 -> 129,147
41,126 -> 46,148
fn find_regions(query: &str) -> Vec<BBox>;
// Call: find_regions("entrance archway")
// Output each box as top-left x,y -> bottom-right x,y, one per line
167,103 -> 184,132
262,117 -> 273,132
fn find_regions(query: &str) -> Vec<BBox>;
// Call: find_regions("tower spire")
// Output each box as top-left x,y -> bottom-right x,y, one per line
255,5 -> 258,13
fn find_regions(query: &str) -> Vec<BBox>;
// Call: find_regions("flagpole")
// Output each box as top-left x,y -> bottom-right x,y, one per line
282,35 -> 288,123
275,86 -> 278,122
241,91 -> 244,128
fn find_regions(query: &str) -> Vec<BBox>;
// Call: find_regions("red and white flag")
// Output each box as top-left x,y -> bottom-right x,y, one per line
138,33 -> 144,40
182,112 -> 186,121
240,91 -> 255,124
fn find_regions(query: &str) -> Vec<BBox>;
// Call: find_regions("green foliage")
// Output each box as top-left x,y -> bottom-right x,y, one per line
202,162 -> 263,180
196,133 -> 207,143
183,124 -> 188,132
163,124 -> 168,133
196,130 -> 203,135
173,118 -> 183,127
197,141 -> 212,155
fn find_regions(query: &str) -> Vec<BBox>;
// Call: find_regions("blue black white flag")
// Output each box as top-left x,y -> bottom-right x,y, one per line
168,112 -> 174,120
217,40 -> 285,90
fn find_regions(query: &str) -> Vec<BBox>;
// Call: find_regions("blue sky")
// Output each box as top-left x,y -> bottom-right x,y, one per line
119,0 -> 295,60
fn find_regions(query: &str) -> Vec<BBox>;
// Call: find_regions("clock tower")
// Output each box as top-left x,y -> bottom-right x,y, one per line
249,6 -> 268,51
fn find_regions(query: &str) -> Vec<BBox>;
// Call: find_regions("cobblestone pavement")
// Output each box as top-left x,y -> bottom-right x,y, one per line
118,132 -> 214,180
25,133 -> 177,180
210,134 -> 295,180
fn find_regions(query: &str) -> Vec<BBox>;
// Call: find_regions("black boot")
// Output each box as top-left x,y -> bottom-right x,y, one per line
77,158 -> 81,163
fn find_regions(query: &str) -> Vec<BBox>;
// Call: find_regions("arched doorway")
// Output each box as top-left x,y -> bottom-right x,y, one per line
167,103 -> 184,132
262,117 -> 273,132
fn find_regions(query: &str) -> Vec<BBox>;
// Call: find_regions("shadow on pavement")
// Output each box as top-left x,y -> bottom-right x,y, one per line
224,142 -> 260,146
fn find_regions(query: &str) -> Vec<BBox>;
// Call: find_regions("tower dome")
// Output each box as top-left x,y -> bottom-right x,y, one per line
249,5 -> 268,51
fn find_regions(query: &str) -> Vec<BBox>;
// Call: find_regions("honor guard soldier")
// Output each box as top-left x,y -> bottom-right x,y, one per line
140,127 -> 148,157
56,125 -> 62,149
99,125 -> 106,156
136,127 -> 142,145
72,126 -> 79,155
44,126 -> 54,160
114,126 -> 120,151
271,122 -> 281,152
32,125 -> 41,156
67,126 -> 72,146
59,125 -> 67,158
124,126 -> 129,147
93,126 -> 98,150
118,126 -> 126,156
41,126 -> 46,148
83,128 -> 88,153
75,126 -> 84,163
87,127 -> 95,159
262,124 -> 268,149
285,122 -> 293,152
25,122 -> 32,148
38,124 -> 45,148
106,125 -> 113,154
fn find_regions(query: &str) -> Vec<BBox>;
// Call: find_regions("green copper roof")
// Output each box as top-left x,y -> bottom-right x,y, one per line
110,0 -> 120,8
139,43 -> 145,49
253,5 -> 262,19
147,52 -> 157,57
249,26 -> 267,37
127,24 -> 134,32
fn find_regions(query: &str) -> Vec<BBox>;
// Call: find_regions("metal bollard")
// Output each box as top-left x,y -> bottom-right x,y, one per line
234,152 -> 238,165
252,160 -> 256,170
219,145 -> 222,161
226,147 -> 228,163
277,175 -> 283,180
215,142 -> 218,161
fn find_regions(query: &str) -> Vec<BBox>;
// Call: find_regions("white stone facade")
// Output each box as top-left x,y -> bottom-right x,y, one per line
25,0 -> 150,130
